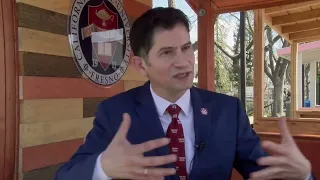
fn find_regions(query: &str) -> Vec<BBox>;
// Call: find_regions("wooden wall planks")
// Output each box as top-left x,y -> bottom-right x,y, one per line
20,99 -> 83,123
19,27 -> 71,57
16,0 -> 151,177
20,117 -> 94,148
21,76 -> 124,99
124,80 -> 146,91
22,139 -> 84,172
19,52 -> 81,78
83,97 -> 107,118
16,0 -> 151,16
17,3 -> 67,36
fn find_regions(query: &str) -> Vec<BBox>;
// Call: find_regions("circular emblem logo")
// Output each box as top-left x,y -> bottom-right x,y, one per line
68,0 -> 131,86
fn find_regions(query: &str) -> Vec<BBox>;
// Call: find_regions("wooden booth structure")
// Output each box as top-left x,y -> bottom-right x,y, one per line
186,0 -> 320,178
1,0 -> 320,179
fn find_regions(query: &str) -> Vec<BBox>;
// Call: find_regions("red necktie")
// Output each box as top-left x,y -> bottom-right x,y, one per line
166,104 -> 187,180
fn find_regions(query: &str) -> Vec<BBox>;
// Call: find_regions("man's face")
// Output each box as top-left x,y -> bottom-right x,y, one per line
136,23 -> 195,93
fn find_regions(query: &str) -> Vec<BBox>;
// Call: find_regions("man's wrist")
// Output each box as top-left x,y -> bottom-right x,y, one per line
92,153 -> 113,180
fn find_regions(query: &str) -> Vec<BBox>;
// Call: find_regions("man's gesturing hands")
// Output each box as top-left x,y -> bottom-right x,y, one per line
250,118 -> 312,180
101,113 -> 177,180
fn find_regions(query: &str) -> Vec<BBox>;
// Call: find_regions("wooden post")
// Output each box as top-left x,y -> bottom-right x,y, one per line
291,43 -> 298,118
253,9 -> 265,122
0,1 -> 5,178
0,0 -> 19,179
197,0 -> 215,91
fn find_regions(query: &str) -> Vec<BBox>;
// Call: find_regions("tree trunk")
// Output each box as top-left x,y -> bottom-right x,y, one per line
305,64 -> 310,100
272,79 -> 284,117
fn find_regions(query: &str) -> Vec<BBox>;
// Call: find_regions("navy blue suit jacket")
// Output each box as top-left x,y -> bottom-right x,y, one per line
55,81 -> 269,180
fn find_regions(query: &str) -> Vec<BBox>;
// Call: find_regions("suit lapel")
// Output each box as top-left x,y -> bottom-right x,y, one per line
134,82 -> 175,169
190,87 -> 212,152
188,87 -> 214,178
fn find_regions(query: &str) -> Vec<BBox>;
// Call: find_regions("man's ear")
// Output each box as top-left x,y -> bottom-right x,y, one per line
131,56 -> 148,77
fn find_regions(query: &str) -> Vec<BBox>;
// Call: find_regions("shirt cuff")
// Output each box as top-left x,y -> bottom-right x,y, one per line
305,173 -> 312,180
92,153 -> 113,180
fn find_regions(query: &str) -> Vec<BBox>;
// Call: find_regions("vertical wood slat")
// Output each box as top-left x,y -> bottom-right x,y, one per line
291,43 -> 298,118
1,0 -> 19,179
253,9 -> 265,121
197,0 -> 215,91
0,0 -> 6,178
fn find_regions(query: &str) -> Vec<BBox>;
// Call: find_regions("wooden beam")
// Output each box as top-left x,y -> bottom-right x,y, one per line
253,9 -> 265,121
212,0 -> 317,15
254,117 -> 320,135
289,28 -> 320,40
265,0 -> 320,15
185,0 -> 198,12
291,43 -> 298,118
197,0 -> 215,91
272,8 -> 320,26
0,0 -> 19,179
264,12 -> 291,43
0,0 -> 5,178
293,35 -> 320,43
282,20 -> 320,34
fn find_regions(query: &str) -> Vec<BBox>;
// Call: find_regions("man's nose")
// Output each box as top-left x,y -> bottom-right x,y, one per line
173,53 -> 189,67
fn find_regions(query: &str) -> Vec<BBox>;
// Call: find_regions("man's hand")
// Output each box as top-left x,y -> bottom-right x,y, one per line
249,118 -> 312,180
101,113 -> 177,180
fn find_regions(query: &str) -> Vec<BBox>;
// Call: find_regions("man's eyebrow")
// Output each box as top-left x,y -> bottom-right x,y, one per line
182,41 -> 192,46
158,46 -> 175,52
157,41 -> 192,53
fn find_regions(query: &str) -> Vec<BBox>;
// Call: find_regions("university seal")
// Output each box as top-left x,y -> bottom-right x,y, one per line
68,0 -> 131,86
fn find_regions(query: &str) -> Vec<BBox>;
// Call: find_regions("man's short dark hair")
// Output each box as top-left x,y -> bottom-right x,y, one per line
129,7 -> 190,58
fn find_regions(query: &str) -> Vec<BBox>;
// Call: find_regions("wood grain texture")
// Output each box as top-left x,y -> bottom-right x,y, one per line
17,0 -> 151,16
83,97 -> 106,118
17,3 -> 67,35
1,0 -> 19,179
254,119 -> 320,136
17,3 -> 137,36
19,52 -> 145,80
197,0 -> 215,91
19,52 -> 82,78
19,27 -> 70,57
124,80 -> 145,91
21,99 -> 83,123
133,0 -> 152,7
253,9 -> 265,119
20,117 -> 94,148
16,0 -> 71,15
22,139 -> 83,172
22,163 -> 62,180
122,65 -> 148,81
258,133 -> 320,179
21,76 -> 124,99
213,0 -> 316,14
0,0 -> 6,177
20,52 -> 81,78
123,0 -> 151,17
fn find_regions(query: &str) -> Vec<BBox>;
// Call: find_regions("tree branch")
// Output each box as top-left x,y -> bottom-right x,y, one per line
264,55 -> 273,81
246,12 -> 254,34
272,35 -> 282,44
215,41 -> 235,60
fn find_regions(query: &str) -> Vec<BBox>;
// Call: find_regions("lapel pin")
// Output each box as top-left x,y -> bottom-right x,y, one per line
200,108 -> 208,115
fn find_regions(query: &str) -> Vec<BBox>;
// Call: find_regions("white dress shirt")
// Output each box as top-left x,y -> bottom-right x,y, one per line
92,84 -> 195,179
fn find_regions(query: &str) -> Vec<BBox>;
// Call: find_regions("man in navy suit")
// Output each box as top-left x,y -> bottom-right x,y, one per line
56,7 -> 314,180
